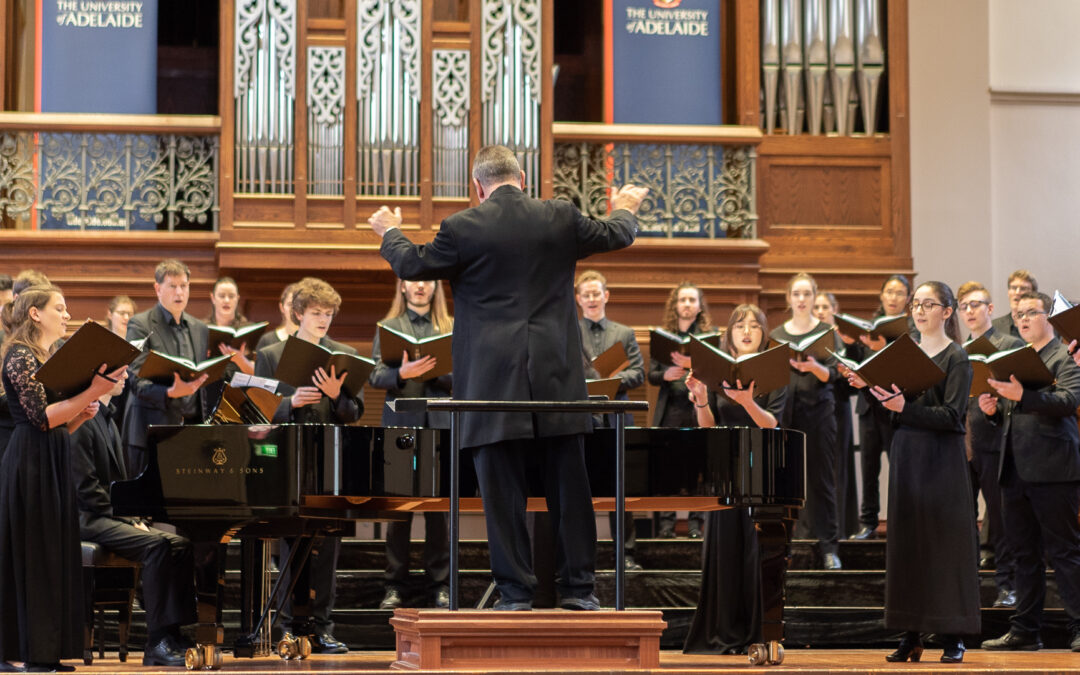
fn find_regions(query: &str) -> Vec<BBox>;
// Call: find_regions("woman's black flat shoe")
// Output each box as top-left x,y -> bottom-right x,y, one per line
885,634 -> 924,662
940,638 -> 965,663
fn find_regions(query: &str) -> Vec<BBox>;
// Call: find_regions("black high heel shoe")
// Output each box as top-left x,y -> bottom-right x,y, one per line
885,632 -> 924,662
940,636 -> 965,663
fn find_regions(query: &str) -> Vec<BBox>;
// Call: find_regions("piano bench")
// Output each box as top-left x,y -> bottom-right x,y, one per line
81,541 -> 142,666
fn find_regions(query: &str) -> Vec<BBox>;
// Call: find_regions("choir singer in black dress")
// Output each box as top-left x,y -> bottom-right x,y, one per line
848,281 -> 979,663
0,286 -> 128,672
682,303 -> 786,655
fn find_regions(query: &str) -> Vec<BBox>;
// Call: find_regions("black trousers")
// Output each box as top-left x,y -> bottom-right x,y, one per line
792,409 -> 840,556
83,518 -> 196,635
970,449 -> 1014,590
279,536 -> 340,632
858,405 -> 895,528
1001,459 -> 1080,636
384,512 -> 449,592
471,434 -> 596,603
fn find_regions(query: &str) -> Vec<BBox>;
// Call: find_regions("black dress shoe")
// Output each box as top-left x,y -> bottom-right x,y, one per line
822,552 -> 842,570
979,554 -> 996,570
0,663 -> 23,673
623,556 -> 644,571
492,599 -> 532,611
434,586 -> 450,608
850,525 -> 877,540
687,526 -> 702,539
981,630 -> 1043,651
380,587 -> 403,610
993,588 -> 1017,608
143,636 -> 187,667
657,526 -> 676,539
559,593 -> 600,611
940,636 -> 965,663
885,632 -> 923,662
312,633 -> 348,654
24,665 -> 71,673
1070,631 -> 1080,652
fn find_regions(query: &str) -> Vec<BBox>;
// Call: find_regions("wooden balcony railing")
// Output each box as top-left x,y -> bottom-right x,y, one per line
0,113 -> 221,232
552,123 -> 763,238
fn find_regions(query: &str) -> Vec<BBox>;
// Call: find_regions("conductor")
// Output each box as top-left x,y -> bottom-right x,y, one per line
369,145 -> 647,610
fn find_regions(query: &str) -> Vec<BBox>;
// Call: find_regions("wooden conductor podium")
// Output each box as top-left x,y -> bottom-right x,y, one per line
387,398 -> 658,671
389,609 -> 667,670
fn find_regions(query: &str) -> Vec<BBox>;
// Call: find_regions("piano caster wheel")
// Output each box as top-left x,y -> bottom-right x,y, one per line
767,641 -> 784,665
277,636 -> 312,660
185,645 -> 222,671
748,643 -> 768,666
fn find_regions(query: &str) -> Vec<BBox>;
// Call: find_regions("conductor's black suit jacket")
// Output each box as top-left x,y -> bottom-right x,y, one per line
123,305 -> 210,452
994,337 -> 1080,483
380,185 -> 638,449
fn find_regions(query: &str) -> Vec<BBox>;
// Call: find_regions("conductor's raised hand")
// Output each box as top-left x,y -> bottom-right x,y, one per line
313,365 -> 347,400
368,206 -> 402,237
610,184 -> 649,215
399,351 -> 436,380
166,371 -> 208,399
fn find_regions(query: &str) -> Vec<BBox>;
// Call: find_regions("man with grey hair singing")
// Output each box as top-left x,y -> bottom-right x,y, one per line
369,145 -> 647,610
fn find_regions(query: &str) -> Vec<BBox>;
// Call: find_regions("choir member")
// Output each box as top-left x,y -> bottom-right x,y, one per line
682,304 -> 785,655
123,260 -> 212,477
850,274 -> 913,540
255,277 -> 360,653
575,270 -> 646,570
370,279 -> 453,610
957,281 -> 1022,609
648,282 -> 712,539
0,285 -> 128,672
991,269 -> 1037,340
106,295 -> 136,337
770,273 -> 841,569
255,282 -> 299,352
980,291 -> 1080,653
813,291 -> 859,538
71,374 -> 196,667
206,277 -> 254,375
0,275 -> 10,343
851,281 -> 978,663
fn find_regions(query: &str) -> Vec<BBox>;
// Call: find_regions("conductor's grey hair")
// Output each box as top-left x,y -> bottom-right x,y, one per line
472,145 -> 521,189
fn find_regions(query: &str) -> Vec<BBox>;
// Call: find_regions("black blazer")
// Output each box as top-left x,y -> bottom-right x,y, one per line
70,403 -> 128,538
993,337 -> 1080,483
966,327 -> 1025,454
380,185 -> 637,448
254,336 -> 364,424
578,317 -> 645,427
369,312 -> 453,428
991,313 -> 1021,340
122,305 -> 210,450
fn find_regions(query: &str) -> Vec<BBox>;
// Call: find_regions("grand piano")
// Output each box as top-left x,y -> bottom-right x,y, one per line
112,423 -> 804,669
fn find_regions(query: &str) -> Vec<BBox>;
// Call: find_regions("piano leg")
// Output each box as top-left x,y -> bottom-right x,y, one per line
750,506 -> 797,666
189,541 -> 227,670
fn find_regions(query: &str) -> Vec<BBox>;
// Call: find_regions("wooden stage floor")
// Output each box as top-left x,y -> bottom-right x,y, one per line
65,649 -> 1077,674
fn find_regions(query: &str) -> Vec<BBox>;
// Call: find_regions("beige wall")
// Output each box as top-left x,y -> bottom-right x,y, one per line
910,0 -> 1080,304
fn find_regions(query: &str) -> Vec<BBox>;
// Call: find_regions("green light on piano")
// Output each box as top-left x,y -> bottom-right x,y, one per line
255,444 -> 278,458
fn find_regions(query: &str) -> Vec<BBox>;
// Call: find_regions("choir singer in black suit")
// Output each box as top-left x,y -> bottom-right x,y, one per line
123,259 -> 212,477
368,145 -> 647,611
980,291 -> 1080,653
71,376 -> 196,667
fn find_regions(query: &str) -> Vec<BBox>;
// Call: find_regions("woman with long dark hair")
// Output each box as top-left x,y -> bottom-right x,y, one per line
849,281 -> 979,663
682,304 -> 786,654
0,286 -> 127,672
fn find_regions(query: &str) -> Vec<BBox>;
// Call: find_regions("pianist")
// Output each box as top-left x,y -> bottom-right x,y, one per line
254,277 -> 360,654
71,375 -> 196,668
369,145 -> 647,611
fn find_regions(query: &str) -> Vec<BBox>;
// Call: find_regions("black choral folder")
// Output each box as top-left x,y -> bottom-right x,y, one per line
688,336 -> 790,397
833,313 -> 909,343
831,333 -> 945,398
207,321 -> 269,358
33,320 -> 141,398
968,346 -> 1054,397
1049,291 -> 1080,345
137,351 -> 234,386
648,328 -> 722,367
590,341 -> 631,379
274,335 -> 375,397
770,325 -> 836,362
376,323 -> 452,380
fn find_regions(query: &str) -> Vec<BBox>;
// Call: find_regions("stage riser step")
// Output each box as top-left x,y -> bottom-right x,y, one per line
100,606 -> 1072,654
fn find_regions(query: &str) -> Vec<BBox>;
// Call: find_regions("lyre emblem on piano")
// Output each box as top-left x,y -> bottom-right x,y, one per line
211,446 -> 228,467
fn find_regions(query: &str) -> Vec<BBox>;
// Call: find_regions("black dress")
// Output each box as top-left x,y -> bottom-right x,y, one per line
770,321 -> 840,556
683,386 -> 787,654
0,344 -> 84,663
883,341 -> 981,635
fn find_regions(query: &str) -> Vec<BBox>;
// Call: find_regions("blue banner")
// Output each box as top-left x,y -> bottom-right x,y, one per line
41,0 -> 158,113
609,0 -> 722,125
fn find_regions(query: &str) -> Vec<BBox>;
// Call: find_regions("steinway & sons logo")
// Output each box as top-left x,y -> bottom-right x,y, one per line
173,445 -> 265,476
